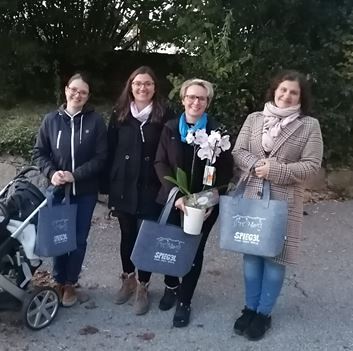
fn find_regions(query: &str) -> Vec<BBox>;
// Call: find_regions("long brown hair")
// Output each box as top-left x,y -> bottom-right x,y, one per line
265,70 -> 312,115
114,66 -> 166,123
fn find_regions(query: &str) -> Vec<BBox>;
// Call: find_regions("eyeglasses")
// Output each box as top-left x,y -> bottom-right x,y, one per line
131,81 -> 155,88
67,86 -> 89,97
184,94 -> 208,103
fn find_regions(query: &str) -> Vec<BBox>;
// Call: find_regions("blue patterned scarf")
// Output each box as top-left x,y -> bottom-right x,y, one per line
179,112 -> 208,142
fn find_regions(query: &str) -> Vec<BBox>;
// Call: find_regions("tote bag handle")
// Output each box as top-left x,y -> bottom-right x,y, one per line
232,179 -> 271,208
158,187 -> 180,225
46,184 -> 72,208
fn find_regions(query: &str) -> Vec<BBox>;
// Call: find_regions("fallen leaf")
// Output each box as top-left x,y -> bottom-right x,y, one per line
79,325 -> 99,335
77,291 -> 90,304
207,270 -> 221,276
136,332 -> 155,341
84,301 -> 97,309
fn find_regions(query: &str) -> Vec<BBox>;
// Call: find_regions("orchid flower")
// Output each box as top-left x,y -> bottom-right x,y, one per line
208,130 -> 222,148
166,128 -> 231,195
193,129 -> 208,145
197,146 -> 213,162
186,131 -> 195,144
220,134 -> 231,151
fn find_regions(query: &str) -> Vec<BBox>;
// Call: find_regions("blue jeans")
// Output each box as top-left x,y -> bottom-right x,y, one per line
243,254 -> 286,316
53,193 -> 97,284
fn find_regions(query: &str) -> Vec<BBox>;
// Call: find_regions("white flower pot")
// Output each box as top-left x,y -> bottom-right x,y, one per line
183,206 -> 206,235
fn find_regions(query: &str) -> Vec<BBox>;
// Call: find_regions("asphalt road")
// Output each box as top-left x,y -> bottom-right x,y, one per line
1,199 -> 352,351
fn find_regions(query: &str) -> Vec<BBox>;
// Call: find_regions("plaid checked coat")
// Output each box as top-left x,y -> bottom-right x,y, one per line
232,111 -> 323,265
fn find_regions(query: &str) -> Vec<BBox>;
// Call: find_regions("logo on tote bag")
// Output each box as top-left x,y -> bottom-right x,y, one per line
154,252 -> 176,263
232,215 -> 267,245
153,237 -> 186,264
52,219 -> 69,245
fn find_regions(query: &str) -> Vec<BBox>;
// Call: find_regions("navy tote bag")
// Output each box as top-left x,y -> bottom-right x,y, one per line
131,187 -> 202,276
219,180 -> 288,257
34,185 -> 77,257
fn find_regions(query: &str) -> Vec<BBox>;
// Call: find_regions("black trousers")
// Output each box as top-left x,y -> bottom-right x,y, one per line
117,206 -> 219,303
117,209 -> 173,285
164,206 -> 219,304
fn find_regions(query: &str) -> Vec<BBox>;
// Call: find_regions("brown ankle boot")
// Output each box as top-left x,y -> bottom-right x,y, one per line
114,272 -> 137,304
62,284 -> 77,307
133,281 -> 150,315
54,283 -> 64,303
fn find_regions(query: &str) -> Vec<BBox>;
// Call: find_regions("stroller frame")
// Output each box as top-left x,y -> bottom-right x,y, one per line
0,166 -> 60,330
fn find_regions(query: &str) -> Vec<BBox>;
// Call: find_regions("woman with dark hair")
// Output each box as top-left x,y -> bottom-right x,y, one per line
33,73 -> 107,307
106,66 -> 174,315
232,70 -> 323,340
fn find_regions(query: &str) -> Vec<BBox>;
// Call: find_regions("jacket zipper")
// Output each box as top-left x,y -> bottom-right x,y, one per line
140,120 -> 147,143
70,117 -> 76,195
56,130 -> 62,149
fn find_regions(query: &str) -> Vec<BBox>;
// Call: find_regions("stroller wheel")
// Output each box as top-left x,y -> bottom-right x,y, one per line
22,287 -> 60,330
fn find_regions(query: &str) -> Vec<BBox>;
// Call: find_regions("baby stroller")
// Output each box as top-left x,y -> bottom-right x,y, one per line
0,166 -> 60,330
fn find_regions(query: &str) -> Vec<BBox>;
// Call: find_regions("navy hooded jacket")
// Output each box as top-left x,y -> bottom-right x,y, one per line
33,104 -> 107,195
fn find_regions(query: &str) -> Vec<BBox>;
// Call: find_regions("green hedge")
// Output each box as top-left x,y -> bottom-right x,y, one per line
0,104 -> 111,160
1,103 -> 352,168
0,106 -> 45,159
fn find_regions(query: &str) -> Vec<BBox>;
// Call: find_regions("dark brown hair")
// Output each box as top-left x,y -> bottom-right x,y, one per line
265,70 -> 312,115
67,72 -> 91,92
114,66 -> 166,123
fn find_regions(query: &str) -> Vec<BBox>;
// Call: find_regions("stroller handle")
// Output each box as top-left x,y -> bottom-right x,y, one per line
15,166 -> 41,179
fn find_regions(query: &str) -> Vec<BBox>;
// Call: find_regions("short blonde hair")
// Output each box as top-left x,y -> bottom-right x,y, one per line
179,78 -> 214,106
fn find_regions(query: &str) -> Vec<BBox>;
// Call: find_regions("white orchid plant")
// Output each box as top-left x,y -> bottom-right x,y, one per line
186,128 -> 231,165
164,128 -> 231,208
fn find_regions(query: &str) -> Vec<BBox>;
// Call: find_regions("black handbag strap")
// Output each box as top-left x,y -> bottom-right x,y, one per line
159,187 -> 179,225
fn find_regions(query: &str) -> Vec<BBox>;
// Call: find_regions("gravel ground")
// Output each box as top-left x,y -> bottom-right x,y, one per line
1,199 -> 353,351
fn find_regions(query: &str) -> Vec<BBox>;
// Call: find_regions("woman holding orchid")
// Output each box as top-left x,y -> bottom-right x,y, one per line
232,70 -> 323,340
106,66 -> 174,315
154,78 -> 234,327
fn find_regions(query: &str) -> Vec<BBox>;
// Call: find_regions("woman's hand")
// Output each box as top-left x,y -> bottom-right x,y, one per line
51,170 -> 75,186
175,197 -> 187,214
175,197 -> 213,221
63,171 -> 75,183
204,207 -> 213,221
255,159 -> 270,179
51,171 -> 66,186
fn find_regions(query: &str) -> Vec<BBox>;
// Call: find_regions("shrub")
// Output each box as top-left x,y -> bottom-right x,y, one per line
0,104 -> 112,161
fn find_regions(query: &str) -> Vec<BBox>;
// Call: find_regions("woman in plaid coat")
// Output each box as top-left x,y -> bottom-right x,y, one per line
232,70 -> 323,340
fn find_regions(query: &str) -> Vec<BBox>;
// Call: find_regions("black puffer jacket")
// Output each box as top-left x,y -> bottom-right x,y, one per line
33,104 -> 107,195
106,109 -> 174,216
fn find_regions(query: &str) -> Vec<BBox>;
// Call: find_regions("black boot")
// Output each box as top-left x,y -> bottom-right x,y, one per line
245,312 -> 271,341
159,286 -> 179,311
233,307 -> 257,335
173,301 -> 191,328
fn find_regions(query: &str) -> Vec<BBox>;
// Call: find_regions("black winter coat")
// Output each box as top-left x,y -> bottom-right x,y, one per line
154,117 -> 234,204
33,104 -> 107,195
107,109 -> 174,216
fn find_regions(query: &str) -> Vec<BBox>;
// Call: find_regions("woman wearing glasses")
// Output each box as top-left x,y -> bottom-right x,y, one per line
106,66 -> 174,315
33,73 -> 107,307
154,79 -> 234,327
